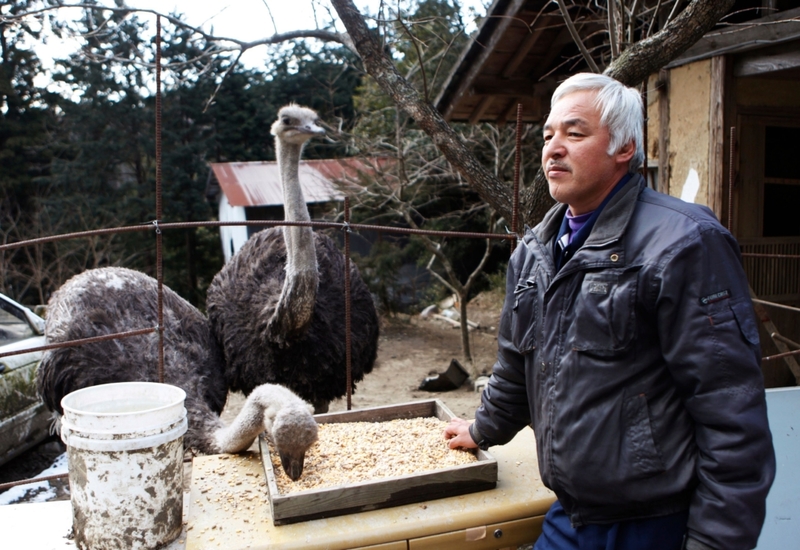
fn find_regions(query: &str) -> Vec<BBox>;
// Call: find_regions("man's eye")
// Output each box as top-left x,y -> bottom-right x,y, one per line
569,132 -> 583,137
543,135 -> 552,142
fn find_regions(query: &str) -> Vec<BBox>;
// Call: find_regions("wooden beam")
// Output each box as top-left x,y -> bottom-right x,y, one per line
666,6 -> 800,68
657,70 -> 670,195
472,78 -> 557,97
501,27 -> 547,78
708,56 -> 725,219
468,96 -> 494,124
435,0 -> 530,119
495,96 -> 542,125
734,43 -> 800,76
496,98 -> 521,125
472,79 -> 535,96
530,27 -> 573,81
750,287 -> 800,385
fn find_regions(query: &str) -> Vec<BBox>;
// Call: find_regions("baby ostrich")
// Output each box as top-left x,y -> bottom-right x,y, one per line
37,267 -> 317,480
206,104 -> 379,413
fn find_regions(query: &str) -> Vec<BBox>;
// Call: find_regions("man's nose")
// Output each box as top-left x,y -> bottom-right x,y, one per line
545,134 -> 566,158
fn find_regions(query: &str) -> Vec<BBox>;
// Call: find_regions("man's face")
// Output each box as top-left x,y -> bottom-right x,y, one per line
542,90 -> 632,215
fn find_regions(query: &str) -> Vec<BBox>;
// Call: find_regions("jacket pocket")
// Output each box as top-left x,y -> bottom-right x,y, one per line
571,271 -> 638,356
731,299 -> 760,347
511,271 -> 538,354
623,393 -> 666,477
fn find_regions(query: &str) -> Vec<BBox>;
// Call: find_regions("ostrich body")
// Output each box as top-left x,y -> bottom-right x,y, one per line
37,267 -> 317,479
206,104 -> 379,413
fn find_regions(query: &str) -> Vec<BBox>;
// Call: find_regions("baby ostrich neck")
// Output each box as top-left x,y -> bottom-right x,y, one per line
268,138 -> 318,341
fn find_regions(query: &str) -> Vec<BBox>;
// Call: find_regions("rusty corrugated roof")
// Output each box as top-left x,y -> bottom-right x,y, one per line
209,160 -> 349,207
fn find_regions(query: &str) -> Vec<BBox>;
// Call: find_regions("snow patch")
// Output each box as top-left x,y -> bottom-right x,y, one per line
0,453 -> 68,505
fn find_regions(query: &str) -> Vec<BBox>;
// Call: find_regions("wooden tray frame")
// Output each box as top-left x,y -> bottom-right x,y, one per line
259,399 -> 497,525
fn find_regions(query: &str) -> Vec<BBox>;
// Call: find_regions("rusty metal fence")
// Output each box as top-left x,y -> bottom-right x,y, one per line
2,19 -> 800,494
0,17 -> 522,492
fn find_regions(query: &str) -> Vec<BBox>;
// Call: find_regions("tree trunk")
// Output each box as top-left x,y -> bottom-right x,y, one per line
457,293 -> 473,371
520,168 -> 556,229
604,0 -> 735,86
329,0 -> 514,221
330,0 -> 734,228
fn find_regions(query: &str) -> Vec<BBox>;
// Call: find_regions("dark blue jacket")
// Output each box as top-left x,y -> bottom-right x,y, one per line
473,174 -> 775,549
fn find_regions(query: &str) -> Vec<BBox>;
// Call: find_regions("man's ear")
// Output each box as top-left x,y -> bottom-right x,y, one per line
615,140 -> 636,164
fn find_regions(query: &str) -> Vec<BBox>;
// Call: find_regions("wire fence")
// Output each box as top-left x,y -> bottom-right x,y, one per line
2,16 -> 800,495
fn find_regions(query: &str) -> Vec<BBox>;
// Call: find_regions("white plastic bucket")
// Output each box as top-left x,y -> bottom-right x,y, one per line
60,382 -> 188,550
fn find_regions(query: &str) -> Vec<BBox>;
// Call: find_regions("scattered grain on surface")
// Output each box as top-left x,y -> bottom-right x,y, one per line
268,417 -> 477,494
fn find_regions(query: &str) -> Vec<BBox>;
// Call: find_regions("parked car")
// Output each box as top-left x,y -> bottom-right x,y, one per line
0,293 -> 50,467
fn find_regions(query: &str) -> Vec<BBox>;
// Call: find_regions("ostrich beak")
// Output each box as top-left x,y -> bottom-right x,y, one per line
301,125 -> 325,137
279,451 -> 306,481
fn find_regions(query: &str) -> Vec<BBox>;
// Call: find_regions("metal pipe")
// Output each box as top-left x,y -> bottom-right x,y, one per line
741,253 -> 800,259
511,103 -> 522,253
727,126 -> 734,231
751,298 -> 800,314
344,197 -> 352,411
762,347 -> 800,363
0,473 -> 68,492
0,327 -> 157,360
155,15 -> 165,384
771,333 -> 800,350
0,220 -> 515,254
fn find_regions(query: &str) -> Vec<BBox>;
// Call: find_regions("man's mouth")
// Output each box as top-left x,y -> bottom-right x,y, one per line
547,163 -> 570,174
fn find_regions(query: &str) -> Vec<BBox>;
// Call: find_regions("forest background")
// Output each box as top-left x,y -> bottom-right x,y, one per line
1,0 -> 532,318
2,0 -> 756,325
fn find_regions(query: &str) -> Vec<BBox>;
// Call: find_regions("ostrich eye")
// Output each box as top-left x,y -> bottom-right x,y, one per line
282,116 -> 292,125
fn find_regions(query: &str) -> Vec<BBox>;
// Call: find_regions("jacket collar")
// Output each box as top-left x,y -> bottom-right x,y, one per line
532,173 -> 644,247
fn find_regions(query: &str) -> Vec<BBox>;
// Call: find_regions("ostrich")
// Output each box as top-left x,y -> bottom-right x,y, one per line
206,104 -> 379,414
37,267 -> 317,480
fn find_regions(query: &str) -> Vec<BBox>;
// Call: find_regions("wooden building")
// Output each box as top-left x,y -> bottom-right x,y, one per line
436,1 -> 800,385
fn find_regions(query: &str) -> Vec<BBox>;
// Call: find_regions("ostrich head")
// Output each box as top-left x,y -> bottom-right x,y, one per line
271,403 -> 319,481
270,104 -> 325,146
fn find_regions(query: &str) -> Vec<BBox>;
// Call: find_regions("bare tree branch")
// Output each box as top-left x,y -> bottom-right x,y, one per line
645,0 -> 666,39
329,0 -> 514,226
555,0 -> 600,73
396,16 -> 429,101
604,0 -> 735,87
0,3 -> 357,54
608,0 -> 619,59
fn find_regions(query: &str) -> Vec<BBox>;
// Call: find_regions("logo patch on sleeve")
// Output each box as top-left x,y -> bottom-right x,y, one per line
699,289 -> 731,305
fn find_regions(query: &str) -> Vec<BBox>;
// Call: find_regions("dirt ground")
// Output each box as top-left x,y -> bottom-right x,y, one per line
0,290 -> 506,502
329,288 -> 504,417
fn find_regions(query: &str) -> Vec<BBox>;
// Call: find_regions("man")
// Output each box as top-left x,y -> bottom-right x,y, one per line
444,73 -> 775,550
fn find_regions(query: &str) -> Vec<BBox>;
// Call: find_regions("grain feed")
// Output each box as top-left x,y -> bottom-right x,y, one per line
267,416 -> 477,494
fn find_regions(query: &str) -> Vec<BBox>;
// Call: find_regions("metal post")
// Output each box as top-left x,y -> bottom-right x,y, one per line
344,197 -> 352,410
511,104 -> 523,253
155,15 -> 165,384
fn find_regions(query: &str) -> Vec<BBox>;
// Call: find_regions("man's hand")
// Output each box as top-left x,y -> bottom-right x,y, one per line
443,417 -> 478,450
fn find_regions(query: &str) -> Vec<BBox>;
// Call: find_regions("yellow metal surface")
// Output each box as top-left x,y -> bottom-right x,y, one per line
353,542 -> 408,550
186,427 -> 554,550
408,516 -> 544,550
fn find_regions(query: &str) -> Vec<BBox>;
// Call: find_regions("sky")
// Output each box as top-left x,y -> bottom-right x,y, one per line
35,0 -> 490,72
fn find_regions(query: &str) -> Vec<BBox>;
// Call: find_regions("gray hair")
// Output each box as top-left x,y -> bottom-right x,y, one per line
551,73 -> 644,171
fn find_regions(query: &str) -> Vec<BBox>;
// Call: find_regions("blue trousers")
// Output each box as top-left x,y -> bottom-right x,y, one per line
534,500 -> 689,550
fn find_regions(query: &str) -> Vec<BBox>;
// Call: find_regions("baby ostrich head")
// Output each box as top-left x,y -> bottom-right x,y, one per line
270,104 -> 325,146
271,404 -> 319,481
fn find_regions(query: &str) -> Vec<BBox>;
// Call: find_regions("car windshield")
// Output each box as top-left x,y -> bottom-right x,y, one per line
0,301 -> 36,346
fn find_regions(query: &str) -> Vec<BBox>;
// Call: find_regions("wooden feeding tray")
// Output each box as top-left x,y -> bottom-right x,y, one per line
259,399 -> 497,525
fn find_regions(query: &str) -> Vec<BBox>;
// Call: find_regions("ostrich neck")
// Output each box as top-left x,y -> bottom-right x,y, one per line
272,138 -> 318,337
278,141 -> 311,224
277,140 -> 316,273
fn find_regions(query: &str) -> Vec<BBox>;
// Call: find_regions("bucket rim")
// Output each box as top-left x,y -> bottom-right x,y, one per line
61,381 -> 186,417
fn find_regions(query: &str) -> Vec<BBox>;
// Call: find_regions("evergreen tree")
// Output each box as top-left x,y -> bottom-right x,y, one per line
0,0 -> 61,303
